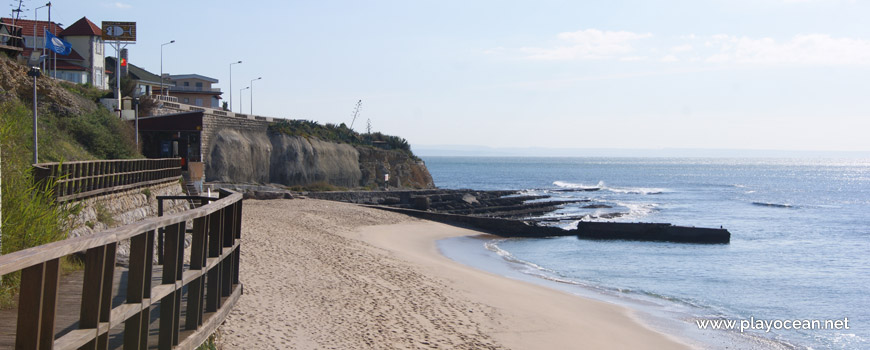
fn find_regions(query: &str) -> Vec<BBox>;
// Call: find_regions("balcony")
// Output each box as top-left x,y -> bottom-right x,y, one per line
168,85 -> 222,93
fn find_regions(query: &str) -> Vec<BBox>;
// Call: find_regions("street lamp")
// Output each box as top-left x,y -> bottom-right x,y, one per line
160,40 -> 175,96
250,77 -> 262,115
239,86 -> 249,114
229,60 -> 242,112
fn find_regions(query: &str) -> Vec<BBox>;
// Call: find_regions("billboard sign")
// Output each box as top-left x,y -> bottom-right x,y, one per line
101,21 -> 136,41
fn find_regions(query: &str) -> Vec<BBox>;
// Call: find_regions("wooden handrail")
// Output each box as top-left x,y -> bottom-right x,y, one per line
33,158 -> 183,202
0,189 -> 244,350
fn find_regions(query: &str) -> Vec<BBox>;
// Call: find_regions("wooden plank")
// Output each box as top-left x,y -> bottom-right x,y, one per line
144,231 -> 154,299
52,329 -> 95,350
158,293 -> 178,350
159,223 -> 181,350
78,246 -> 106,350
15,263 -> 44,350
150,284 -> 175,303
123,231 -> 149,349
38,259 -> 60,350
97,243 -> 116,350
110,303 -> 141,328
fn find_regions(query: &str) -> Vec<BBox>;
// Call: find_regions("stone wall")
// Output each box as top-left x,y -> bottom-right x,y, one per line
200,114 -> 270,165
69,179 -> 189,259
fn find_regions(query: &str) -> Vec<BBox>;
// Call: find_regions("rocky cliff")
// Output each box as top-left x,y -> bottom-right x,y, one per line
206,128 -> 434,189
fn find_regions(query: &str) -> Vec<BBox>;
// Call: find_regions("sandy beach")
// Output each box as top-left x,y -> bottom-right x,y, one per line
218,198 -> 691,349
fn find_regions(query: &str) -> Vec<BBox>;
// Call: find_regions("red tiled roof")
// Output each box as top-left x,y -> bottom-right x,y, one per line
59,17 -> 101,37
1,18 -> 64,37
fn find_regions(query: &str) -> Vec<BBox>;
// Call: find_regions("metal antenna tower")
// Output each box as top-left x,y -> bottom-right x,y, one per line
366,118 -> 372,135
11,0 -> 26,23
349,100 -> 362,130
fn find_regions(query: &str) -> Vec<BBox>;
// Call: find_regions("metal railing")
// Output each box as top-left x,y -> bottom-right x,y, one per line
33,158 -> 182,202
167,86 -> 221,93
0,189 -> 243,350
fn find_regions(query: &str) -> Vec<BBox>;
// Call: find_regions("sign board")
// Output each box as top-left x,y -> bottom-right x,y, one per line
101,21 -> 136,41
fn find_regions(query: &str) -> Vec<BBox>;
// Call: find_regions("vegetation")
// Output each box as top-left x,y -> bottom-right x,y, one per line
94,202 -> 116,227
0,70 -> 140,305
0,100 -> 82,307
60,82 -> 108,102
268,119 -> 419,160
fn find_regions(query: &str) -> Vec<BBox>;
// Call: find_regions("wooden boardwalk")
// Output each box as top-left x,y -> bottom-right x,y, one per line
0,263 -> 238,349
0,189 -> 243,350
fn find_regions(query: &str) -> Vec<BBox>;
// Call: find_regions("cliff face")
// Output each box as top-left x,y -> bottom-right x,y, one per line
356,147 -> 434,189
206,128 -> 434,189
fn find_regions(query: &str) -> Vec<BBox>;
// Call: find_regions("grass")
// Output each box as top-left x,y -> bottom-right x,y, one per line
0,96 -> 137,306
0,100 -> 82,307
94,202 -> 116,227
195,332 -> 220,350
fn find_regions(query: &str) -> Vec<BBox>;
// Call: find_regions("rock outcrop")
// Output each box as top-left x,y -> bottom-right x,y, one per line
206,128 -> 433,189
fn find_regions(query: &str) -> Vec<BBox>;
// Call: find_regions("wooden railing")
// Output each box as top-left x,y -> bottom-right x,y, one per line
0,189 -> 243,350
33,159 -> 183,202
0,22 -> 24,52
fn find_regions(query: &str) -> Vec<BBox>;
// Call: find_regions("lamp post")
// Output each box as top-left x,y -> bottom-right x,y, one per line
33,4 -> 49,67
229,61 -> 241,112
249,77 -> 262,115
160,40 -> 175,96
239,86 -> 249,114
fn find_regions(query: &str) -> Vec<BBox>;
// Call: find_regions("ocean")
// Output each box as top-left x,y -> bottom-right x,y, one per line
424,156 -> 870,350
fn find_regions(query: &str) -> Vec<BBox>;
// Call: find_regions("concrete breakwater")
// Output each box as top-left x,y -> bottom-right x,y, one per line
369,205 -> 730,243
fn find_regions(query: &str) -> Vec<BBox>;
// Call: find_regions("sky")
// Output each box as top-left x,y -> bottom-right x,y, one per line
9,0 -> 870,153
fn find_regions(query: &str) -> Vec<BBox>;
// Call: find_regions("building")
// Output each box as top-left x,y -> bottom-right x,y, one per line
163,74 -> 223,108
106,56 -> 163,97
0,16 -> 107,89
57,17 -> 107,89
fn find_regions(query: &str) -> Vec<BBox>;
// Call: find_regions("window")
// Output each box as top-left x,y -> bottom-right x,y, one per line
195,98 -> 203,106
95,38 -> 102,54
95,70 -> 102,87
184,82 -> 190,87
184,98 -> 190,103
195,82 -> 203,91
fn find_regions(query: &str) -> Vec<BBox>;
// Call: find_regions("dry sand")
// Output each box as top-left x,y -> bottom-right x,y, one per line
218,198 -> 691,350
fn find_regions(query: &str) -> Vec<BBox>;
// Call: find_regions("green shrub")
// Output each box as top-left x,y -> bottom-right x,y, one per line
94,202 -> 115,227
269,119 -> 419,160
57,108 -> 139,159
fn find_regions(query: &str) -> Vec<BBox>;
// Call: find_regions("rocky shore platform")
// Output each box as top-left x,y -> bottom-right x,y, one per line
221,185 -> 729,243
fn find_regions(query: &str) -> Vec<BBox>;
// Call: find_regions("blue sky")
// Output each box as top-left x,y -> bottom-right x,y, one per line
13,0 -> 870,153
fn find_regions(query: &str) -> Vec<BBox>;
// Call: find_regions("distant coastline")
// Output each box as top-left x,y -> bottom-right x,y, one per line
414,145 -> 870,158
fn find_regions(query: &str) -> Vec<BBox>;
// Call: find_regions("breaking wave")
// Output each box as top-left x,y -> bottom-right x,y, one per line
553,181 -> 666,195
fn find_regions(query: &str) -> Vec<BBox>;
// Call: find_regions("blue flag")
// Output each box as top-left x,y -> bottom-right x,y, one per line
44,29 -> 72,55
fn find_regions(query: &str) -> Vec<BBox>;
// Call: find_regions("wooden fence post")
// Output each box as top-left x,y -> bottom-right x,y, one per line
15,258 -> 60,350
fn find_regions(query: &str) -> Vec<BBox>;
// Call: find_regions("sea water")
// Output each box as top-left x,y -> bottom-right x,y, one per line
425,156 -> 870,349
